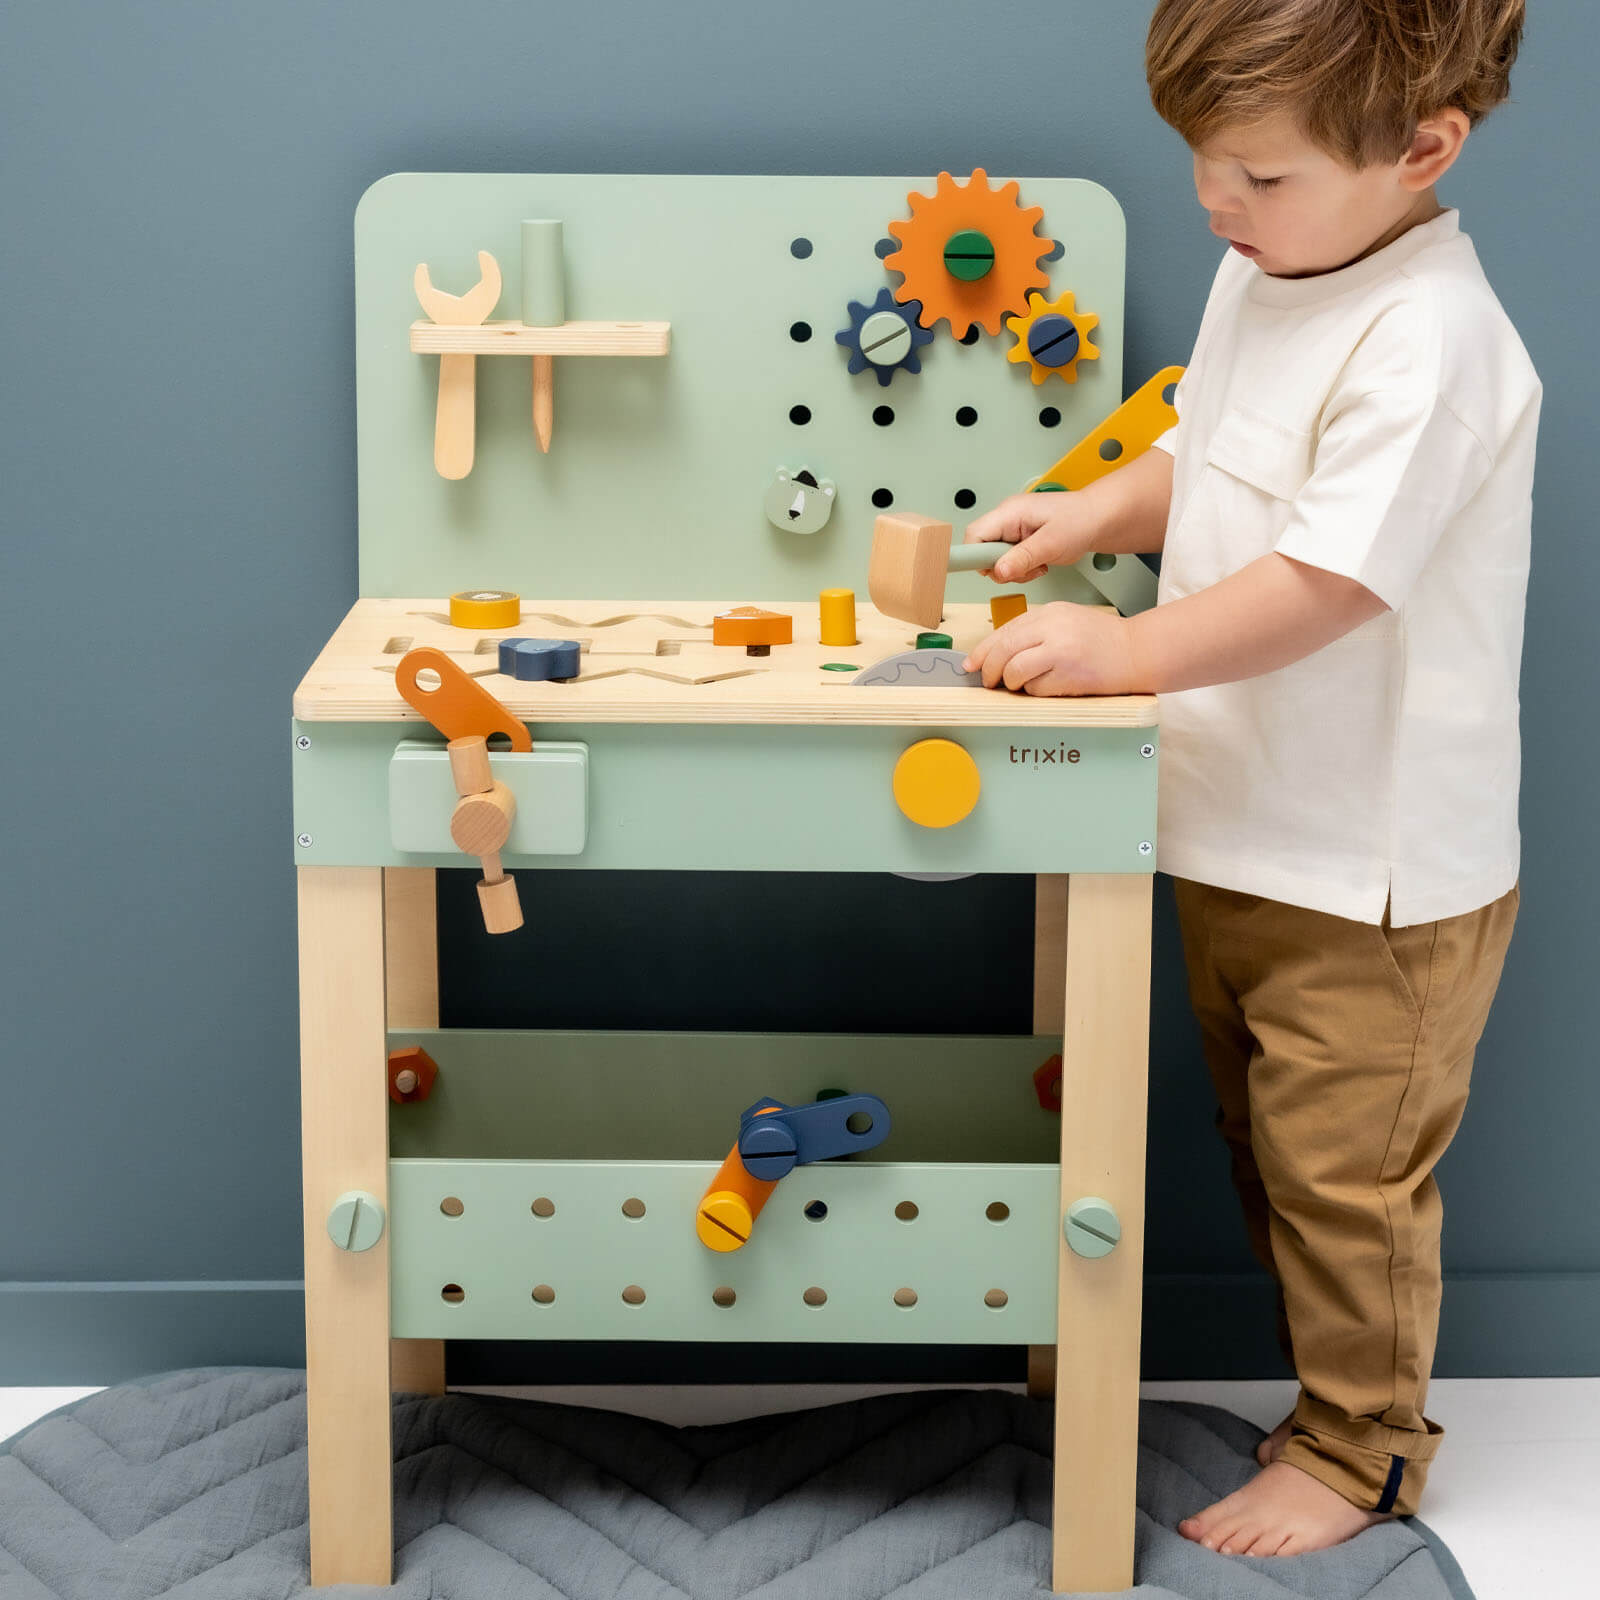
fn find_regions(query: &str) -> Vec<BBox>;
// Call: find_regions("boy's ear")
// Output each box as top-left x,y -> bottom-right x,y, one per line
1399,108 -> 1471,191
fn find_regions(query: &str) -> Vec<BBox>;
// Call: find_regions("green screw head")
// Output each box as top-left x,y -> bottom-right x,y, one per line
859,309 -> 914,367
1064,1196 -> 1121,1259
327,1190 -> 386,1253
915,631 -> 954,650
943,229 -> 995,281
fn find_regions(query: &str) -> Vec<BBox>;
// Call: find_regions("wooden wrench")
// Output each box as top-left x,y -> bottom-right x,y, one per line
413,251 -> 502,480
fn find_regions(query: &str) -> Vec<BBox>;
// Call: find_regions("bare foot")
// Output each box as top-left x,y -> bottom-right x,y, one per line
1178,1460 -> 1394,1557
1255,1412 -> 1293,1466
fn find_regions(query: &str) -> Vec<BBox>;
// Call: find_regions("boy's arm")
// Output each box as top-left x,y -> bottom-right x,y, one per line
964,552 -> 1386,696
1125,552 -> 1387,691
961,446 -> 1174,584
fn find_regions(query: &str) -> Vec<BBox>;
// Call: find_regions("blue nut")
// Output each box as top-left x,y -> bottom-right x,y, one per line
739,1118 -> 801,1180
498,637 -> 581,681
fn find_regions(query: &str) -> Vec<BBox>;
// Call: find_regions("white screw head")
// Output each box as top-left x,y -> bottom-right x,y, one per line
1140,744 -> 1154,758
1138,840 -> 1153,856
295,734 -> 312,750
297,833 -> 313,848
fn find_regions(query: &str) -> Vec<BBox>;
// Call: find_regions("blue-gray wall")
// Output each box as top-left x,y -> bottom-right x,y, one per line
3,1 -> 1593,1383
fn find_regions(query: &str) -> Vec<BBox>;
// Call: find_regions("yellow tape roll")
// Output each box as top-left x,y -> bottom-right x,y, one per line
449,589 -> 522,629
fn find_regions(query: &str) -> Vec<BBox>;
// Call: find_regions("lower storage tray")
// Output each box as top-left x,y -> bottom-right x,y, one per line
389,1158 -> 1059,1343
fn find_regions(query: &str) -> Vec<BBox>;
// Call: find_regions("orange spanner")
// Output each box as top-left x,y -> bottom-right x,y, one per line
394,647 -> 531,750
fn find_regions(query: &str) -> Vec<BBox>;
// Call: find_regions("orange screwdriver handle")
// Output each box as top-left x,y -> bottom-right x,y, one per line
394,646 -> 531,751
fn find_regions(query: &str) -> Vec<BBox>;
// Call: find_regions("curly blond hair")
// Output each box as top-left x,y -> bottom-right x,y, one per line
1147,0 -> 1525,166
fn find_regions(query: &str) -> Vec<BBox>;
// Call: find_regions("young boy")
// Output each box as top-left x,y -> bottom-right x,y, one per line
963,0 -> 1537,1560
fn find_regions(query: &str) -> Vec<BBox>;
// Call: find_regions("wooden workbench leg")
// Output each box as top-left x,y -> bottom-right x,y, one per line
1029,873 -> 1068,1399
299,867 -> 393,1587
384,867 -> 446,1398
1051,873 -> 1152,1595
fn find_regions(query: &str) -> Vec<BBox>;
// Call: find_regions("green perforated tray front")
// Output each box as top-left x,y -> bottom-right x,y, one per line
388,1158 -> 1059,1344
356,172 -> 1126,603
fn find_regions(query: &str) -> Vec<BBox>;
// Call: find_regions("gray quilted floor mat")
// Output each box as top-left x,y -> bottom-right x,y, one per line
0,1368 -> 1475,1599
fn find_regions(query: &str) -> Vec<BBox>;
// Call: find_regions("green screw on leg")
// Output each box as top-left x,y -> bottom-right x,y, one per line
327,1190 -> 386,1252
1064,1196 -> 1121,1259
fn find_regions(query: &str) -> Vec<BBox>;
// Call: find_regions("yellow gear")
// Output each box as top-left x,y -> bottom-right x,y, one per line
883,169 -> 1052,339
1005,290 -> 1101,385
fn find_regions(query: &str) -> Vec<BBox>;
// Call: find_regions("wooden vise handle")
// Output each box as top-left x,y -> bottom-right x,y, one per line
447,737 -> 523,935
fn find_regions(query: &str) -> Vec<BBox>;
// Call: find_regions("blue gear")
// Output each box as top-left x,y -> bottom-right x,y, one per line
834,287 -> 934,387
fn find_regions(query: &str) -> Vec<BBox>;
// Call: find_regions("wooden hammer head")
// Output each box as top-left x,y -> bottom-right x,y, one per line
867,512 -> 953,630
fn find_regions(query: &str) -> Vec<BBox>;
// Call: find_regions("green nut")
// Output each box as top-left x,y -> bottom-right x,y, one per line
1064,1196 -> 1120,1259
944,229 -> 995,281
327,1190 -> 386,1253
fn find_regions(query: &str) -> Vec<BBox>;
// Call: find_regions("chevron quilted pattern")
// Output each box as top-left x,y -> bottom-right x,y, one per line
0,1369 -> 1474,1599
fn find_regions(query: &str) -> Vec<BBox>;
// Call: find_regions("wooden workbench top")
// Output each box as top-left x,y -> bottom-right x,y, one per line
292,598 -> 1159,728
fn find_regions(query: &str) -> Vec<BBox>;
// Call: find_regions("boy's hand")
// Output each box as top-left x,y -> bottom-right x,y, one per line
963,602 -> 1142,696
963,491 -> 1099,584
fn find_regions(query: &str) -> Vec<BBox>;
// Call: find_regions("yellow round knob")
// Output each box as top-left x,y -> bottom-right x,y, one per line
893,738 -> 980,828
696,1191 -> 754,1252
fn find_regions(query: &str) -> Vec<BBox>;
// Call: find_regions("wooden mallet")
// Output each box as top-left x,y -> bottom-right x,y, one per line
867,512 -> 1008,630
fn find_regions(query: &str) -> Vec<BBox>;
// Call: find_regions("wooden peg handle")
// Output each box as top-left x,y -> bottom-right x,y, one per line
446,735 -> 523,933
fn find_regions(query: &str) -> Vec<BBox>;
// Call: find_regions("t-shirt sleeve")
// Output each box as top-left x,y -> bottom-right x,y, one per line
1274,371 -> 1493,611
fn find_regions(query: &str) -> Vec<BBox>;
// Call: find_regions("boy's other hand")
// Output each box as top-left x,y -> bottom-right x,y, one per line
962,492 -> 1096,584
963,601 -> 1141,697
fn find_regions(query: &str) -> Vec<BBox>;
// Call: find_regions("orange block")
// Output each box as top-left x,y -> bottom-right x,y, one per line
712,606 -> 793,647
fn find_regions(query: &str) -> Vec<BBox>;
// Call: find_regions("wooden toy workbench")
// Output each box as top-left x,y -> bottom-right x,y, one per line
294,172 -> 1160,1593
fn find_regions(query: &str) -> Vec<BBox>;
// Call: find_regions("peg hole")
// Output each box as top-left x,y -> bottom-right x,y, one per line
441,1283 -> 465,1304
803,1286 -> 828,1307
532,1284 -> 555,1305
531,1197 -> 556,1218
984,1288 -> 1010,1309
621,1197 -> 646,1219
621,1284 -> 646,1306
846,1111 -> 874,1136
712,1286 -> 737,1308
893,1287 -> 919,1308
804,1200 -> 829,1222
790,237 -> 813,259
986,1201 -> 1011,1223
895,1201 -> 919,1222
439,1196 -> 464,1218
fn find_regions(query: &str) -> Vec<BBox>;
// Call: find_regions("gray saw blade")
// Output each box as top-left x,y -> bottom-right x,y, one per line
851,648 -> 983,687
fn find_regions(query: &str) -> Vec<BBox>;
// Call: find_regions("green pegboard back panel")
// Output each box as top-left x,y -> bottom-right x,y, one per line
356,172 -> 1125,602
387,1029 -> 1064,1163
388,1157 -> 1059,1343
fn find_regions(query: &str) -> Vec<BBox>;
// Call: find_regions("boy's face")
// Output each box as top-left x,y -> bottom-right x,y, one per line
1191,113 -> 1432,278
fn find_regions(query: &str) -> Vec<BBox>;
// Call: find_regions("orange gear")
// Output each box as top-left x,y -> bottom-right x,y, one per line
883,169 -> 1052,339
1005,290 -> 1101,385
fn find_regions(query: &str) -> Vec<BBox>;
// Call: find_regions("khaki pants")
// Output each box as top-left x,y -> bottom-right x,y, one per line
1172,878 -> 1519,1516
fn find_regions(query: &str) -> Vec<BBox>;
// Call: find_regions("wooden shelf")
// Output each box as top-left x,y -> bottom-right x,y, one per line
408,320 -> 670,356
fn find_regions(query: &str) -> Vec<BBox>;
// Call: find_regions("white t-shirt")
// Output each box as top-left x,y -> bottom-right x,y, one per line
1152,211 -> 1540,926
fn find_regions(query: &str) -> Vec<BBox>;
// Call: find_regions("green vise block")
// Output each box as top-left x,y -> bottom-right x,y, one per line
388,738 -> 589,855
